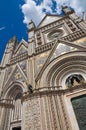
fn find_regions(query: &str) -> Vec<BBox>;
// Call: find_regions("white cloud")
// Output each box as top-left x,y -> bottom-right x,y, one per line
55,0 -> 70,14
0,27 -> 5,31
21,0 -> 45,26
21,0 -> 86,26
70,0 -> 86,16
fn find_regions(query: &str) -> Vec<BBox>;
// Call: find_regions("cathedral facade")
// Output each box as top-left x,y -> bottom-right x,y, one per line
0,6 -> 86,130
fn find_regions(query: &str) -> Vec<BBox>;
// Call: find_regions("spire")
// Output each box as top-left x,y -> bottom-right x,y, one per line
0,36 -> 18,67
28,19 -> 36,31
7,36 -> 18,50
5,35 -> 18,55
62,6 -> 74,14
8,36 -> 17,43
83,12 -> 86,21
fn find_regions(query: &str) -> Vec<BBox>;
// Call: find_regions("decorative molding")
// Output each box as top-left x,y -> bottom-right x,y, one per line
35,30 -> 85,55
35,41 -> 55,54
46,55 -> 86,87
9,52 -> 28,65
36,13 -> 75,32
61,30 -> 85,41
22,84 -> 86,101
58,94 -> 70,130
24,97 -> 41,130
0,99 -> 13,108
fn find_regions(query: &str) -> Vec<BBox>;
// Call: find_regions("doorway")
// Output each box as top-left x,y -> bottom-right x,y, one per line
12,127 -> 21,130
71,95 -> 86,130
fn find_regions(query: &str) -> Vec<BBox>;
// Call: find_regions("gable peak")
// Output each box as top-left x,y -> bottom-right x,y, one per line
8,36 -> 17,43
37,14 -> 62,28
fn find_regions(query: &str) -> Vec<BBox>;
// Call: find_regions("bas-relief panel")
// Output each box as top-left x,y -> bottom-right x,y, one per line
44,27 -> 67,43
65,74 -> 85,88
60,72 -> 86,89
24,98 -> 41,130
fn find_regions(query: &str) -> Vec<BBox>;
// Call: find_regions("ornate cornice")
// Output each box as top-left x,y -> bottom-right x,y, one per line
22,84 -> 86,101
0,99 -> 13,108
22,86 -> 61,101
35,30 -> 86,55
35,41 -> 55,54
35,13 -> 74,32
61,30 -> 85,41
9,52 -> 28,65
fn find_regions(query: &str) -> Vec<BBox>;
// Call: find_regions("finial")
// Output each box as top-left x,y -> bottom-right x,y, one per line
9,36 -> 17,43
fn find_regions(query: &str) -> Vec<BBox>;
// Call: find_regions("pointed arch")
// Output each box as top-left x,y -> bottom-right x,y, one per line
3,81 -> 27,99
39,51 -> 86,88
4,64 -> 27,88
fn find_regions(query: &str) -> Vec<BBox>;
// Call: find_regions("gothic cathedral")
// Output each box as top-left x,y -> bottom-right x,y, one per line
0,6 -> 86,130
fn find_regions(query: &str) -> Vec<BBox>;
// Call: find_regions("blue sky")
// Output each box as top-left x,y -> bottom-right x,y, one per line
0,0 -> 86,62
0,0 -> 27,62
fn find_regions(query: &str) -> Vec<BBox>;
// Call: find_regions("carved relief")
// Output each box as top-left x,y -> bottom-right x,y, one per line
0,6 -> 86,130
24,98 -> 41,130
0,108 -> 10,130
47,29 -> 63,41
58,94 -> 70,130
66,74 -> 85,88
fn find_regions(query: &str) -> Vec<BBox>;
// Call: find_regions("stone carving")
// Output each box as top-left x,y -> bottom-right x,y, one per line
48,29 -> 63,41
66,74 -> 85,88
24,98 -> 41,130
0,6 -> 86,130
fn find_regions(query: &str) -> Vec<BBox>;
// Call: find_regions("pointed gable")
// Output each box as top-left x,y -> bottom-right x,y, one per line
50,43 -> 77,62
38,14 -> 62,28
35,40 -> 86,82
14,39 -> 28,56
50,40 -> 86,62
4,64 -> 27,88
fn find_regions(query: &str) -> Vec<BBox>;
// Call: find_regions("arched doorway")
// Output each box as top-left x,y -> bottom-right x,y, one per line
71,95 -> 86,130
10,86 -> 23,130
1,84 -> 23,130
12,127 -> 21,130
11,91 -> 22,122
